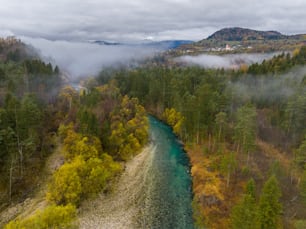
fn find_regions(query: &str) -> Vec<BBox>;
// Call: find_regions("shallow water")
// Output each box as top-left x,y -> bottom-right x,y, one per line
138,116 -> 194,229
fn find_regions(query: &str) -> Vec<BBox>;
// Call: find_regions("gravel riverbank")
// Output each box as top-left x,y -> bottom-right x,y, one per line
78,145 -> 155,229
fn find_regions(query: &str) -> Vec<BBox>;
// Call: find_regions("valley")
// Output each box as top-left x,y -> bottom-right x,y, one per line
0,27 -> 306,229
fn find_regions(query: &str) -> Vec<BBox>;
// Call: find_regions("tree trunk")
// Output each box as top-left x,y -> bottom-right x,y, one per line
242,134 -> 246,154
15,105 -> 23,177
208,133 -> 211,152
236,142 -> 240,154
18,147 -> 23,177
218,126 -> 222,142
227,172 -> 230,188
212,136 -> 216,153
196,131 -> 199,145
9,158 -> 14,202
196,111 -> 200,144
69,97 -> 72,112
247,150 -> 250,167
227,163 -> 231,188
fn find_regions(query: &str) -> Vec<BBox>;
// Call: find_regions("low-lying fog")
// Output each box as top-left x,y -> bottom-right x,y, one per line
21,37 -> 162,78
22,36 -> 281,80
176,53 -> 279,69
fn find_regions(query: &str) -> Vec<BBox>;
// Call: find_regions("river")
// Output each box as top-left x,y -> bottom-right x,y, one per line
79,116 -> 194,228
137,116 -> 194,228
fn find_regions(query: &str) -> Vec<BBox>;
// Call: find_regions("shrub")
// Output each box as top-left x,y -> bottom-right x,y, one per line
5,204 -> 77,229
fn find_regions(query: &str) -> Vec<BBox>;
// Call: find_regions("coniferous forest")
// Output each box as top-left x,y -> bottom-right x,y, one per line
0,36 -> 306,229
98,47 -> 306,228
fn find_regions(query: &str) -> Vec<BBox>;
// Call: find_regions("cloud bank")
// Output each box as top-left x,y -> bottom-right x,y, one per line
228,66 -> 306,104
22,37 -> 160,78
0,0 -> 306,42
176,53 -> 278,69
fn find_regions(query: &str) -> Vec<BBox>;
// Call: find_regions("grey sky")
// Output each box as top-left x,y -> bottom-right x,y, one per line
0,0 -> 305,42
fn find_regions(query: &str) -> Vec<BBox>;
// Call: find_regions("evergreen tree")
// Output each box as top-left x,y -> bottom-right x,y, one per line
215,111 -> 227,142
299,170 -> 306,205
219,152 -> 237,187
234,104 -> 257,165
259,175 -> 282,229
246,178 -> 256,198
230,178 -> 259,229
295,136 -> 306,169
284,92 -> 306,141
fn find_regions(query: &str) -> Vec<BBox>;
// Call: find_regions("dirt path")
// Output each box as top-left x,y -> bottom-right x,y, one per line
78,145 -> 155,229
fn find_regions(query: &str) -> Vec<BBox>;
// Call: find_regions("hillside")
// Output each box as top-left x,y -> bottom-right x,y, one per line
0,37 -> 37,62
172,27 -> 306,55
207,27 -> 288,41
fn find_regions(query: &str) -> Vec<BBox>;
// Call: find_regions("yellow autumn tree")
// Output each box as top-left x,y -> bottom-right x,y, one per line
81,154 -> 121,196
58,85 -> 79,112
57,122 -> 74,140
47,153 -> 121,205
71,136 -> 101,160
162,108 -> 184,135
109,95 -> 148,160
46,159 -> 83,205
62,127 -> 102,160
4,204 -> 77,229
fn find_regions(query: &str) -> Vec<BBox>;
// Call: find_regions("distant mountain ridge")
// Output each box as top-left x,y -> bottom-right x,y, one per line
143,40 -> 194,49
171,27 -> 306,54
92,40 -> 121,45
206,27 -> 289,41
205,27 -> 306,42
90,40 -> 193,50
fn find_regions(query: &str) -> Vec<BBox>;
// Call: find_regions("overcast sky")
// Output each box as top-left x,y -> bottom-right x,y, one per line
0,0 -> 305,42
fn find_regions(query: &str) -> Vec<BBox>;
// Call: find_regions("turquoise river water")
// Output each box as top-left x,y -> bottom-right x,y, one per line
138,116 -> 194,228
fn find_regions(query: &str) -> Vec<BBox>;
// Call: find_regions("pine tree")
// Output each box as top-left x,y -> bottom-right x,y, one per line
215,111 -> 227,142
230,178 -> 259,229
234,103 -> 257,166
219,152 -> 237,187
295,136 -> 306,169
246,178 -> 256,198
299,170 -> 306,205
259,175 -> 282,229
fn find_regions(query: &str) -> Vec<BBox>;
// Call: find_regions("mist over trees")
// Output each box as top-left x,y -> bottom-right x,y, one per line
0,39 -> 62,204
1,36 -> 306,228
96,46 -> 306,228
0,39 -> 149,228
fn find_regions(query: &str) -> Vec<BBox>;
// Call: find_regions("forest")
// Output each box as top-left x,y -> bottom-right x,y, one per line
0,36 -> 306,228
97,47 -> 306,228
0,38 -> 148,228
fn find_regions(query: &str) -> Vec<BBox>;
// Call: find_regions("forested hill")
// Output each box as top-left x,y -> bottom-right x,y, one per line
173,27 -> 306,54
0,40 -> 61,103
207,27 -> 289,41
0,37 -> 37,62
